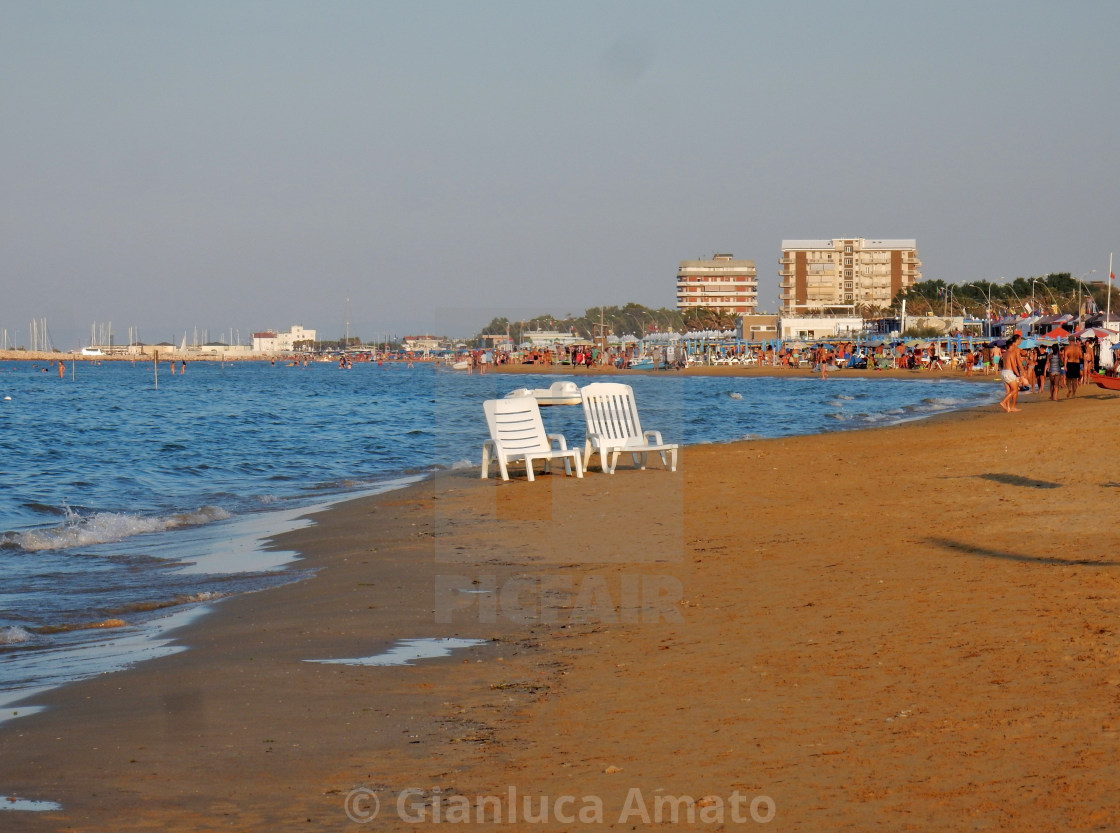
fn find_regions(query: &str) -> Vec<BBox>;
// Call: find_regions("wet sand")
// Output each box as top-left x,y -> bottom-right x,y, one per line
1,384 -> 1119,831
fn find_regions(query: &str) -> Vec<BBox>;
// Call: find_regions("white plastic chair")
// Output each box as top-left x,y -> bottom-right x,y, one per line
481,398 -> 583,481
580,382 -> 679,474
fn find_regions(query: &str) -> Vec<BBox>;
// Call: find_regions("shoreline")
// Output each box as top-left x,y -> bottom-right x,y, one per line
1,388 -> 1118,829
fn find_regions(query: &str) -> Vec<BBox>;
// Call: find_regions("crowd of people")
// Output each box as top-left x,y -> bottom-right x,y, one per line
993,333 -> 1105,411
452,336 -> 1116,395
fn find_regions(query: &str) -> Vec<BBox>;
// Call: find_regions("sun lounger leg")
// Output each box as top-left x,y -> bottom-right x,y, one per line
481,441 -> 493,479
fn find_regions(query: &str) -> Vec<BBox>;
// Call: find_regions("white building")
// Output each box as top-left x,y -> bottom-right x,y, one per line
252,325 -> 317,354
401,335 -> 445,352
778,315 -> 865,341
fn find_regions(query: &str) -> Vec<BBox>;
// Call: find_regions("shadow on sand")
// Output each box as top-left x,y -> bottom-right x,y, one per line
975,472 -> 1061,489
929,537 -> 1120,568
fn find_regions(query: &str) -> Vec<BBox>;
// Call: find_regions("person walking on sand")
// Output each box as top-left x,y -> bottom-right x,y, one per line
1047,343 -> 1063,401
998,333 -> 1024,412
1063,338 -> 1083,399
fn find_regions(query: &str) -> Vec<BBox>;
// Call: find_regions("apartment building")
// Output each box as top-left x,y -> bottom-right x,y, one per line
779,239 -> 921,314
676,253 -> 759,316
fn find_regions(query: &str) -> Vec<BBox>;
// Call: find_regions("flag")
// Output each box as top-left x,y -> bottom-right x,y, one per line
1111,271 -> 1115,281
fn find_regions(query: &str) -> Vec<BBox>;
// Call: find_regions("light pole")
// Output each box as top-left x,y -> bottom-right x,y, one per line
1032,278 -> 1058,314
965,283 -> 993,337
1002,280 -> 1025,316
1075,270 -> 1096,327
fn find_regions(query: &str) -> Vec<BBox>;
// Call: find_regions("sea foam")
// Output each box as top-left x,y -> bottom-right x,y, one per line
0,626 -> 33,645
3,506 -> 231,553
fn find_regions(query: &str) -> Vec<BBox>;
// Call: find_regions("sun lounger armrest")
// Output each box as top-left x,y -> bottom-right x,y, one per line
643,430 -> 665,445
546,433 -> 569,451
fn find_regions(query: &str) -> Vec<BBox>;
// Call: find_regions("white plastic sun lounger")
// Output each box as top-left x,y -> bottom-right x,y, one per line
481,398 -> 583,481
579,382 -> 679,474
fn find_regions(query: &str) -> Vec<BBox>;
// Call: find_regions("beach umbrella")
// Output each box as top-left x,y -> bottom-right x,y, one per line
1019,338 -> 1037,348
1074,327 -> 1112,340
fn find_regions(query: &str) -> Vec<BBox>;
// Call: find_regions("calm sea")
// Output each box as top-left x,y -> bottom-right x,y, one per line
0,360 -> 998,707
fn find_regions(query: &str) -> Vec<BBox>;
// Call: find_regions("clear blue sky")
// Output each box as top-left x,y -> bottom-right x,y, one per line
2,0 -> 1118,347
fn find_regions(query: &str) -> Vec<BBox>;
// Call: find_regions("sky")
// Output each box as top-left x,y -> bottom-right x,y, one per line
2,0 -> 1119,348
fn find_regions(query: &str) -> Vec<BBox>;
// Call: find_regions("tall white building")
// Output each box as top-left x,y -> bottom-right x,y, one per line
779,238 -> 921,314
676,253 -> 759,316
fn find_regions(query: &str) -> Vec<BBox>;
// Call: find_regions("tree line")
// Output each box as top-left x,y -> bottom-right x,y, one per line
476,303 -> 744,343
896,272 -> 1116,319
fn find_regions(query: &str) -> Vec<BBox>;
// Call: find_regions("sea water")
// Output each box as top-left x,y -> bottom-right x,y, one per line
0,360 -> 998,701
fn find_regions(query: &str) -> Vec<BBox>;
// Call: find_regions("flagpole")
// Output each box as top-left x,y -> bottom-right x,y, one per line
1108,252 -> 1114,332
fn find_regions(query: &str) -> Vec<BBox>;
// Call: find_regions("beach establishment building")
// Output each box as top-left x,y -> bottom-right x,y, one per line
779,315 -> 865,341
401,335 -> 446,353
779,238 -> 921,315
520,330 -> 584,347
252,325 -> 317,354
737,314 -> 779,342
676,254 -> 759,316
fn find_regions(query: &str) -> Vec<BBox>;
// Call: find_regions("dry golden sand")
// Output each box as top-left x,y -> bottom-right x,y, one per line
1,383 -> 1119,831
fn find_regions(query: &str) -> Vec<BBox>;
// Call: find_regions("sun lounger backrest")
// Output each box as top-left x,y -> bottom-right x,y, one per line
484,398 -> 552,455
581,383 -> 643,443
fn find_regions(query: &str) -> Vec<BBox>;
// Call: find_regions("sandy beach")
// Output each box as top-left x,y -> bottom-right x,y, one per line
2,382 -> 1119,831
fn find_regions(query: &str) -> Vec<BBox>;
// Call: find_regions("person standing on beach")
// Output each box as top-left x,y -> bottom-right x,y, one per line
1063,338 -> 1083,398
1081,339 -> 1096,382
998,333 -> 1024,412
1047,344 -> 1063,401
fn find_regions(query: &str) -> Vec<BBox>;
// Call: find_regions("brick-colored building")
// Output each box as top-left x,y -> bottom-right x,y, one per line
779,238 -> 921,314
676,253 -> 759,316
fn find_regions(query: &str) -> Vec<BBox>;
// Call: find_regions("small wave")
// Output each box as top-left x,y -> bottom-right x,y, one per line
825,412 -> 849,421
727,392 -> 743,400
0,626 -> 33,645
111,590 -> 225,615
36,618 -> 129,635
2,505 -> 231,553
19,502 -> 69,517
835,394 -> 855,400
449,459 -> 475,470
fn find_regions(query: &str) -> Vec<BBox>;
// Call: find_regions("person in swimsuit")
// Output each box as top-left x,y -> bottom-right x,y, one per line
1063,338 -> 1083,398
999,333 -> 1024,412
1047,344 -> 1063,401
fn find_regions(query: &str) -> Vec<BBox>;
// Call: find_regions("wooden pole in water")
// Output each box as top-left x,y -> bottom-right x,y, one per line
153,350 -> 159,390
